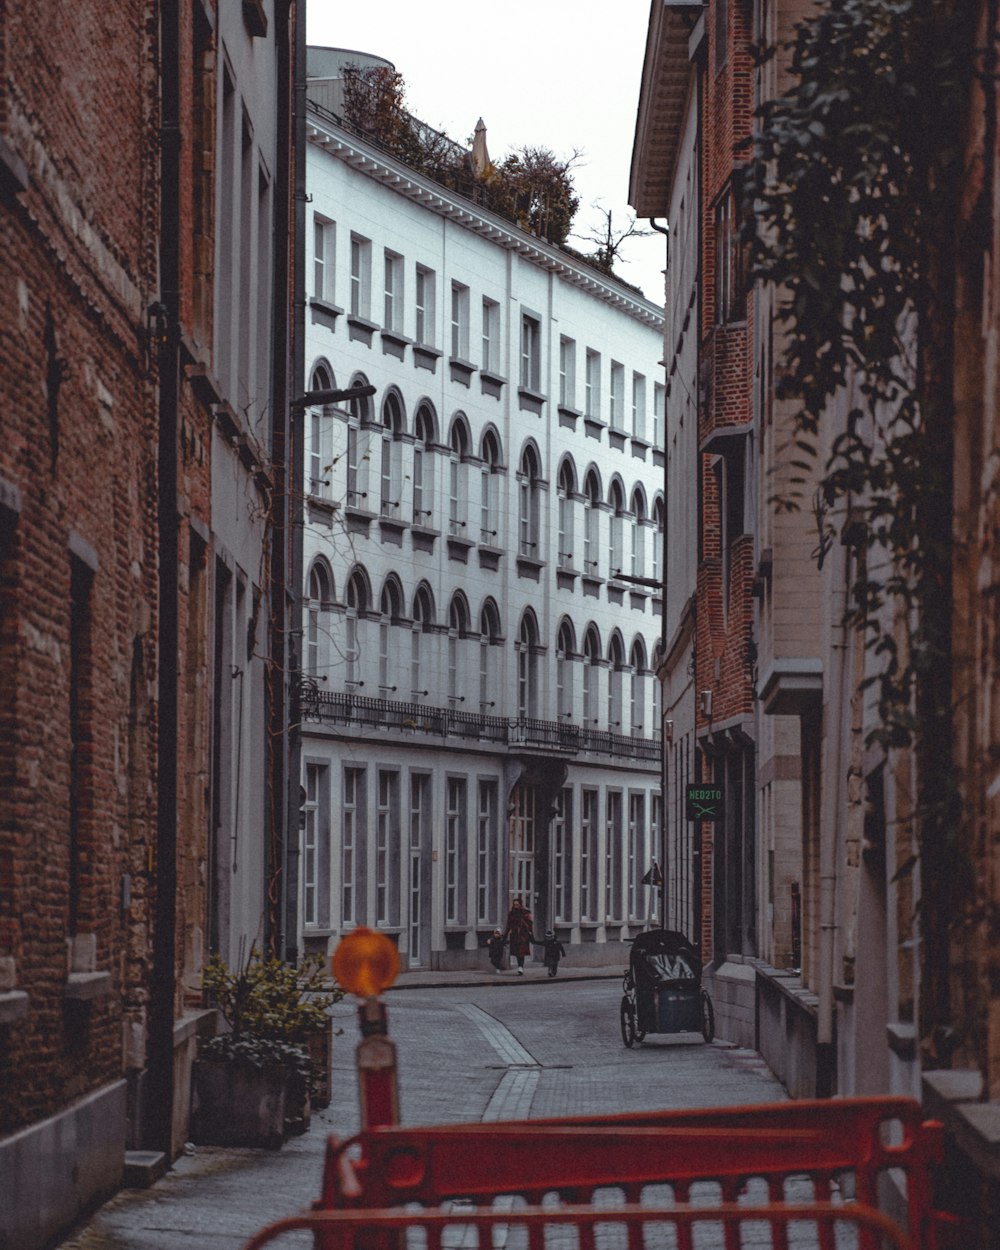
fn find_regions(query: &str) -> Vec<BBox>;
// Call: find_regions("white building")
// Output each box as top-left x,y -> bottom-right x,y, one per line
299,49 -> 666,969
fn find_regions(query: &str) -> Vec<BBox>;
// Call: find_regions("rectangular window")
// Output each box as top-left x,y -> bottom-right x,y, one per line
342,767 -> 365,925
451,281 -> 469,359
581,788 -> 599,922
715,187 -> 745,323
559,336 -> 575,408
628,793 -> 645,920
383,249 -> 403,331
309,406 -> 329,497
605,790 -> 623,921
446,777 -> 467,925
609,361 -> 625,430
554,787 -> 572,922
585,349 -> 601,418
376,770 -> 399,925
482,297 -> 500,372
409,774 -> 430,963
303,763 -> 330,928
632,372 -> 646,439
653,382 -> 665,447
314,215 -> 333,300
415,265 -> 435,345
350,233 -> 371,318
69,556 -> 95,935
477,779 -> 498,924
520,313 -> 540,392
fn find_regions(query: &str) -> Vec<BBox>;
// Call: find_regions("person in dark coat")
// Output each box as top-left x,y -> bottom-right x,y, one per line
537,929 -> 566,977
502,898 -> 534,974
486,928 -> 506,972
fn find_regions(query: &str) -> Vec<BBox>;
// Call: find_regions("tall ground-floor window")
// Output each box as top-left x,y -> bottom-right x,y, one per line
446,777 -> 467,925
581,788 -> 599,921
376,770 -> 399,925
605,790 -> 623,921
342,767 -> 365,925
510,785 -> 536,908
628,792 -> 646,921
409,773 -> 431,965
303,763 -> 330,928
477,779 -> 498,924
554,787 -> 572,922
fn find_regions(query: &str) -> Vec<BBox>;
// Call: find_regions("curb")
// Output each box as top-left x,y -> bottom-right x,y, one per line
386,969 -> 624,992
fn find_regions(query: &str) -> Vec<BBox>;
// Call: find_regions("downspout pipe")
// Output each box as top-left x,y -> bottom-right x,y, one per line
149,0 -> 181,1155
817,531 -> 849,1096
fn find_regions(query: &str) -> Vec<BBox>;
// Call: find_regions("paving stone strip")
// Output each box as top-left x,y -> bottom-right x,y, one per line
454,1002 -> 541,1122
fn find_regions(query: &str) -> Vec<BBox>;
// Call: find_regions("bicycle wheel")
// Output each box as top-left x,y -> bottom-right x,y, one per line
620,996 -> 636,1048
701,989 -> 715,1043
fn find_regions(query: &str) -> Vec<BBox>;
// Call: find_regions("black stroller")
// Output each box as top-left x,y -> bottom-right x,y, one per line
620,929 -> 714,1047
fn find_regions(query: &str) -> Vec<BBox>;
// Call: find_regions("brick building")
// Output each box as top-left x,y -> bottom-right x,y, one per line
0,2 -> 301,1246
631,1 -> 760,1041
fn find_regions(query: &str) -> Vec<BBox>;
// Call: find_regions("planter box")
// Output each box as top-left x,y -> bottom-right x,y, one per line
306,1020 -> 333,1110
191,1060 -> 287,1150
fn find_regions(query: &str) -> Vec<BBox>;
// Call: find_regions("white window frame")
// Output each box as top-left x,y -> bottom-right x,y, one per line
482,297 -> 500,372
383,249 -> 403,331
350,233 -> 371,319
520,313 -> 541,392
451,281 -> 469,359
585,349 -> 601,418
415,265 -> 435,345
559,336 -> 575,408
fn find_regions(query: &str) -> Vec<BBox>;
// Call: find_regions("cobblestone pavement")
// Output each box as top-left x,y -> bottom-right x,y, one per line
55,974 -> 790,1250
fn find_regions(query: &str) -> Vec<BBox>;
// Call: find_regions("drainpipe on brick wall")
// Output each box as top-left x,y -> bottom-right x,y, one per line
817,533 -> 849,1097
148,0 -> 181,1155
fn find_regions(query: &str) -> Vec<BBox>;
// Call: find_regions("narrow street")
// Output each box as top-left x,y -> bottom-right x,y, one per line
56,973 -> 786,1250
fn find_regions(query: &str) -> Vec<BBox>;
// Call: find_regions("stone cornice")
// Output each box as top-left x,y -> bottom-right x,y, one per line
307,111 -> 665,331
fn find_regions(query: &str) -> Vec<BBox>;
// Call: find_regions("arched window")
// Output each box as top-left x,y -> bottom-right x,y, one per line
447,593 -> 470,702
518,444 -> 541,558
631,487 -> 647,579
448,415 -> 471,538
345,568 -> 370,688
583,469 -> 601,574
378,576 -> 404,696
556,619 -> 576,720
609,480 -> 626,580
479,599 -> 502,714
346,372 -> 372,509
413,402 -> 437,525
305,561 -> 332,678
308,362 -> 335,498
517,611 -> 539,719
652,496 -> 665,584
379,391 -> 405,519
583,625 -> 601,724
480,428 -> 502,544
607,632 -> 625,730
410,584 -> 434,698
629,638 -> 647,736
557,459 -> 576,571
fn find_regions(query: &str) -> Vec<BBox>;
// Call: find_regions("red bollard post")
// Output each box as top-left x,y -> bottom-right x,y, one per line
356,997 -> 399,1129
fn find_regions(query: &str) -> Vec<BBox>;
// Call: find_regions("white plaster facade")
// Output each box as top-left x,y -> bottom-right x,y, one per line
300,52 -> 666,968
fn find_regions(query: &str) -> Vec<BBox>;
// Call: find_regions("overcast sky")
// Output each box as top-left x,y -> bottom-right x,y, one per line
305,0 -> 666,305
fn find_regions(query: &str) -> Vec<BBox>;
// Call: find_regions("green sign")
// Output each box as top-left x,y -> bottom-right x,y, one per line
686,784 -> 724,823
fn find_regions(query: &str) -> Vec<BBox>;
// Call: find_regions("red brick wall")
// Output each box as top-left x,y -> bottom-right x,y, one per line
0,0 -> 159,1133
696,0 -> 757,959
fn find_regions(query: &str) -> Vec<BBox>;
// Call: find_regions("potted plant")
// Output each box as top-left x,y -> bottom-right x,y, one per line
192,946 -> 341,1148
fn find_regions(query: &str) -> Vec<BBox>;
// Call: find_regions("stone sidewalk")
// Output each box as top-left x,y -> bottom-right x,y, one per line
55,978 -> 787,1250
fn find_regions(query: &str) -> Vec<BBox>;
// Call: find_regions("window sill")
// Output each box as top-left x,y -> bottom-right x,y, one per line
65,971 -> 113,1002
449,357 -> 477,387
310,297 -> 344,321
608,429 -> 628,452
0,989 -> 29,1024
517,387 -> 547,416
516,554 -> 545,580
381,327 -> 411,360
347,315 -> 378,347
584,416 -> 606,440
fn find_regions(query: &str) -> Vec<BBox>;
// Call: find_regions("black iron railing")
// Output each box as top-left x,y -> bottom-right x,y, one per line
299,685 -> 659,763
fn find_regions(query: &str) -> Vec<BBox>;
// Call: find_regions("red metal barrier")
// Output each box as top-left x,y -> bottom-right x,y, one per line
311,1097 -> 956,1250
243,1199 -> 914,1250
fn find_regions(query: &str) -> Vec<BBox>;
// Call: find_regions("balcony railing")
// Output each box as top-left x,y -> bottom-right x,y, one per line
299,686 -> 659,763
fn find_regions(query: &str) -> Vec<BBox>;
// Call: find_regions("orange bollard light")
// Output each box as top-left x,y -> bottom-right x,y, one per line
332,929 -> 401,1129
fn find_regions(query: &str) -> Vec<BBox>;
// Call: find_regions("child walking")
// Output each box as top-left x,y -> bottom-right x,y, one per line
487,928 -> 506,972
538,930 -> 566,977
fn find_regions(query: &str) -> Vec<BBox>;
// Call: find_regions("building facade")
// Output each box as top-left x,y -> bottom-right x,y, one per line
0,2 -> 300,1245
300,50 -> 666,969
